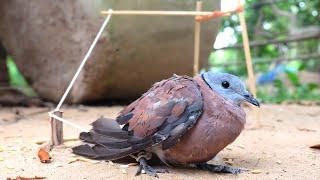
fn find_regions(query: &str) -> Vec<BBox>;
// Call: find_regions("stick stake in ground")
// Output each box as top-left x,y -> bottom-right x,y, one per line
193,1 -> 202,76
237,1 -> 261,128
50,111 -> 63,146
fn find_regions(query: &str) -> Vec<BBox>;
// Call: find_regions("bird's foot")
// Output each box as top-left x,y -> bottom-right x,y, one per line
196,163 -> 246,174
135,157 -> 169,178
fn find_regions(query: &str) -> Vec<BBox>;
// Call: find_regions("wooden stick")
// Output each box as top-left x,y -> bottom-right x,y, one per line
101,10 -> 218,16
193,1 -> 202,76
50,111 -> 63,146
237,2 -> 261,128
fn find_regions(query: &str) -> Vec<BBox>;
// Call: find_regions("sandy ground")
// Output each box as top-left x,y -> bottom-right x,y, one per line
0,104 -> 319,180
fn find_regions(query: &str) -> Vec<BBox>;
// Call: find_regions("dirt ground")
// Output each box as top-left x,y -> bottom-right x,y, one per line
0,104 -> 319,180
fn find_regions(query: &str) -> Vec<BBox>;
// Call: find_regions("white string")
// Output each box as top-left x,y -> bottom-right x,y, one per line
49,112 -> 89,132
55,9 -> 113,111
49,9 -> 113,133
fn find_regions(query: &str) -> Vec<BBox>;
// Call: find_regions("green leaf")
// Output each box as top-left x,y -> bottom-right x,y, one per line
307,83 -> 318,91
285,71 -> 300,86
6,56 -> 37,96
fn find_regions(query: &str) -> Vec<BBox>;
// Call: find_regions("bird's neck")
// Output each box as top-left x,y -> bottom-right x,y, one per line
194,75 -> 246,124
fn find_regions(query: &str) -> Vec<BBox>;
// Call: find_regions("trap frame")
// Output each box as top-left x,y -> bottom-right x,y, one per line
48,1 -> 260,148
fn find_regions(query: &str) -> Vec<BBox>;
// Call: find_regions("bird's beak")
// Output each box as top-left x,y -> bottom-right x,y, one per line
243,94 -> 260,107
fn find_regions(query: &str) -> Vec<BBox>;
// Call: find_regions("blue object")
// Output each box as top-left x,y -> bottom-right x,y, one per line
257,65 -> 285,85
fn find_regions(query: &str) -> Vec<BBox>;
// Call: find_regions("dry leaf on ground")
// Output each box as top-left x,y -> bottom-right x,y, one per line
38,148 -> 51,163
310,143 -> 320,149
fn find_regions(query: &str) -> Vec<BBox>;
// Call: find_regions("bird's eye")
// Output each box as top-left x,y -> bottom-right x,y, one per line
221,81 -> 230,88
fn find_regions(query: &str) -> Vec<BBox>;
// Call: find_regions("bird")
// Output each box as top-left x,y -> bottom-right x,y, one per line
72,71 -> 260,177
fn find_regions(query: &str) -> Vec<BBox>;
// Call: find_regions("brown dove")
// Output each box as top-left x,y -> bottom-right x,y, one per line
73,72 -> 260,177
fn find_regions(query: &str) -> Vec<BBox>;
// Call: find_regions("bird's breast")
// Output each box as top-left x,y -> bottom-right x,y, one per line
153,76 -> 246,165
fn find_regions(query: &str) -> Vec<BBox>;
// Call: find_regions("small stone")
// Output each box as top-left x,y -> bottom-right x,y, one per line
276,160 -> 282,164
251,169 -> 262,174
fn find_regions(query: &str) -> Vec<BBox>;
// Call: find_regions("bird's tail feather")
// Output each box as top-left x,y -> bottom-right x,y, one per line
72,144 -> 138,160
72,117 -> 150,160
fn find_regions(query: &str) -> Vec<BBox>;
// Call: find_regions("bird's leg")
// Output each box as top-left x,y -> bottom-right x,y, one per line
135,152 -> 168,177
195,163 -> 245,174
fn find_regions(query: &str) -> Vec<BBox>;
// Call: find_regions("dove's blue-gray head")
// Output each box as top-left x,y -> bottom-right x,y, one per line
202,71 -> 260,107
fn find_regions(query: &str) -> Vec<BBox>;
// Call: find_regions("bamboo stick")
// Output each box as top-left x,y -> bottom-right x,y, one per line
50,111 -> 63,146
237,2 -> 261,128
193,1 -> 202,76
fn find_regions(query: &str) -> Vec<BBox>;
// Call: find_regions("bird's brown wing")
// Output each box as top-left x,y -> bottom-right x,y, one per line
117,75 -> 203,149
73,75 -> 203,160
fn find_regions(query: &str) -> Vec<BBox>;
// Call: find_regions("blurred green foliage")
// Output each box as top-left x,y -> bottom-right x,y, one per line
258,61 -> 320,103
210,0 -> 320,103
6,56 -> 37,96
